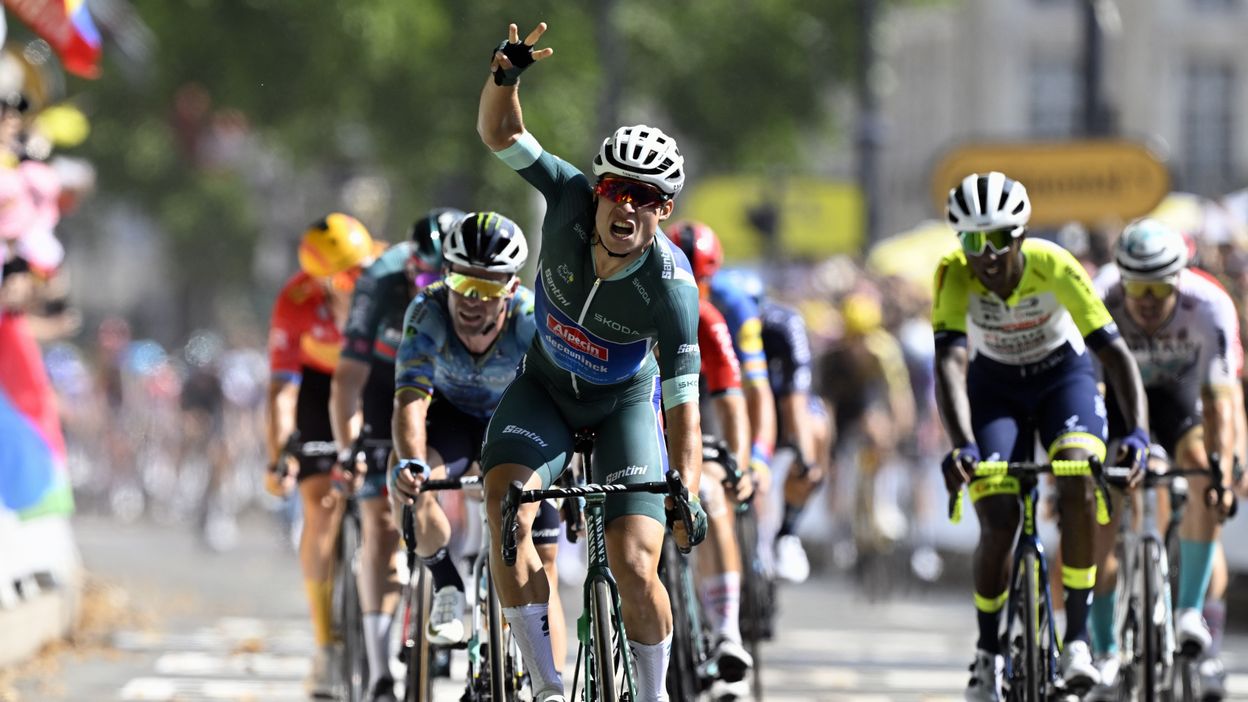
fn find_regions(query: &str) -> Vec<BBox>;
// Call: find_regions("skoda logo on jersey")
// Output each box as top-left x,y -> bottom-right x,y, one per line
594,313 -> 635,335
633,278 -> 651,304
547,315 -> 609,361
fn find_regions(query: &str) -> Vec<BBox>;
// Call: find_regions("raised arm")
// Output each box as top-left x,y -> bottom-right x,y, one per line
478,22 -> 553,152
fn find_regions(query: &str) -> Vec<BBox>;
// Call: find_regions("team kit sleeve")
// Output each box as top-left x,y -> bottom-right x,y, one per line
492,131 -> 589,210
340,267 -> 383,363
774,309 -> 813,396
656,281 -> 703,409
1051,248 -> 1119,350
393,294 -> 443,400
931,250 -> 970,348
268,291 -> 304,383
698,301 -> 743,396
1201,286 -> 1244,389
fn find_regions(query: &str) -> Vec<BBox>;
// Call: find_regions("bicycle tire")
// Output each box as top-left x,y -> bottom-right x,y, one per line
486,566 -> 508,701
592,578 -> 621,702
1020,553 -> 1043,702
1142,539 -> 1161,702
338,510 -> 369,702
661,536 -> 701,701
403,566 -> 434,702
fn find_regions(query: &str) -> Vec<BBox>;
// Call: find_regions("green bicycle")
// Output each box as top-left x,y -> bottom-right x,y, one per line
501,430 -> 697,702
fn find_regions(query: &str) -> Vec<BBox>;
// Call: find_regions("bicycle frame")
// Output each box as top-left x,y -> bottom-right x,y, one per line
999,472 -> 1060,700
577,492 -> 638,701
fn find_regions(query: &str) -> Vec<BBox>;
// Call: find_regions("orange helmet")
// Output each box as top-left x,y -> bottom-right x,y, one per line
298,213 -> 374,278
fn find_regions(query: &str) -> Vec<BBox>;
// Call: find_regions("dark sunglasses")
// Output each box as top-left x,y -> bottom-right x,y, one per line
594,178 -> 670,209
959,227 -> 1020,256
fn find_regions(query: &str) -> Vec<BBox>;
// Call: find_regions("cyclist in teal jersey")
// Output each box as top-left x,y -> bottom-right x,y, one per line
329,208 -> 462,702
479,22 -> 708,702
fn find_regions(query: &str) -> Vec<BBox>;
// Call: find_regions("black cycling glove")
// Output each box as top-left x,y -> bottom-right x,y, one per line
492,39 -> 537,86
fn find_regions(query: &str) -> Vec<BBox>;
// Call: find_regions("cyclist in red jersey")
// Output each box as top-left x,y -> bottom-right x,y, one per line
266,213 -> 379,698
673,226 -> 757,685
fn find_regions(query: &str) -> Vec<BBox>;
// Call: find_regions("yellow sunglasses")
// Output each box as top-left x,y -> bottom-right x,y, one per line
1123,279 -> 1176,299
445,272 -> 513,300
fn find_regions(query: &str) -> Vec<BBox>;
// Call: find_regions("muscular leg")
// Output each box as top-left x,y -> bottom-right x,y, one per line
696,461 -> 743,644
607,514 -> 671,701
537,543 -> 566,673
972,493 -> 1021,654
299,473 -> 343,648
1175,428 -> 1221,593
359,496 -> 400,688
485,464 -> 562,696
1053,447 -> 1098,645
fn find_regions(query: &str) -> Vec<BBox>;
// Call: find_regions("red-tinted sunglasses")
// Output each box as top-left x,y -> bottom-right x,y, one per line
594,178 -> 670,209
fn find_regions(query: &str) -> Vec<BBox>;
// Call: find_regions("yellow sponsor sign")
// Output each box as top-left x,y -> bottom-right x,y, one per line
930,140 -> 1170,227
679,176 -> 863,260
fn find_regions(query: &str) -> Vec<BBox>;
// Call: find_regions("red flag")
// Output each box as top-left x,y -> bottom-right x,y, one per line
3,0 -> 102,78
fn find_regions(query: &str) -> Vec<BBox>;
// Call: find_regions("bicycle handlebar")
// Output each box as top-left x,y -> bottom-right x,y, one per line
500,471 -> 695,565
947,459 -> 1113,527
702,435 -> 744,495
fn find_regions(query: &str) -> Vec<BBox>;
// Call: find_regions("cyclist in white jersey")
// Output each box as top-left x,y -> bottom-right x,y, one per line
1089,219 -> 1242,695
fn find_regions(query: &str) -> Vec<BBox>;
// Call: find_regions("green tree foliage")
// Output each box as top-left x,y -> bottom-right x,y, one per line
70,0 -> 929,314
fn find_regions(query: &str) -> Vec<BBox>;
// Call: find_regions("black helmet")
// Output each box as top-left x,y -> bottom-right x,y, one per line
443,211 -> 529,274
409,208 -> 465,267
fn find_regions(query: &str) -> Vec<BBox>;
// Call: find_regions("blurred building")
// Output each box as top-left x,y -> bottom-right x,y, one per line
876,0 -> 1248,236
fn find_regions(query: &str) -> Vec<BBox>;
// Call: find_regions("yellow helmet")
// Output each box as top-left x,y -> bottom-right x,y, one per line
298,213 -> 374,278
841,293 -> 882,336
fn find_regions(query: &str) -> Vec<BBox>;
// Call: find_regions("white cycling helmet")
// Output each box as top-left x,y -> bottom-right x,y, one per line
592,124 -> 685,196
946,172 -> 1032,232
1115,218 -> 1187,280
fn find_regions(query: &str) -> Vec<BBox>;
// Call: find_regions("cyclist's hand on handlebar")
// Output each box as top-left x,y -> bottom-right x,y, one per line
940,443 -> 979,494
1116,427 -> 1150,488
389,458 -> 430,505
491,22 -> 554,85
731,470 -> 755,503
265,456 -> 298,498
669,495 -> 708,550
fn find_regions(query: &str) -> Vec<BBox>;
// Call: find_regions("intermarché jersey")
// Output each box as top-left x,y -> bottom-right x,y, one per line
394,282 -> 536,422
931,238 -> 1118,366
493,131 -> 701,408
1102,268 -> 1242,389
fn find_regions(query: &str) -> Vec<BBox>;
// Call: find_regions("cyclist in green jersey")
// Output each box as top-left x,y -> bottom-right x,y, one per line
479,22 -> 708,702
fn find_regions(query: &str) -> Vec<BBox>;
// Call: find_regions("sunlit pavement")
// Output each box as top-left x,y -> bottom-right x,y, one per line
10,514 -> 1248,701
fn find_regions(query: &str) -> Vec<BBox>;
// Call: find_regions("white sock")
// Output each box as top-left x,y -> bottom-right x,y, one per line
503,604 -> 563,695
362,612 -> 393,687
628,634 -> 672,702
700,572 -> 742,644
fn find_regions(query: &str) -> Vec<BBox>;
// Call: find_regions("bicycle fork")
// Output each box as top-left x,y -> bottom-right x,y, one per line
576,499 -> 637,700
1002,492 -> 1061,697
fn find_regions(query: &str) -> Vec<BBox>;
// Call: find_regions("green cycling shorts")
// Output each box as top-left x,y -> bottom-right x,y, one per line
481,366 -> 669,525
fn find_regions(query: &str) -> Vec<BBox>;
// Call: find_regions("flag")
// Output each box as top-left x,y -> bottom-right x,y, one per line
2,0 -> 102,78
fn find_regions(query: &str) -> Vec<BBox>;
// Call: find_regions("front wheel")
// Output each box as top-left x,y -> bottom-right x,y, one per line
661,536 -> 701,701
337,511 -> 369,702
1018,553 -> 1043,702
591,578 -> 621,702
402,566 -> 434,702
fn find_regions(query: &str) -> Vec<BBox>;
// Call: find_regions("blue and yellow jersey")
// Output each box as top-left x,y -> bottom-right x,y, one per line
708,274 -> 769,385
394,283 -> 536,421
